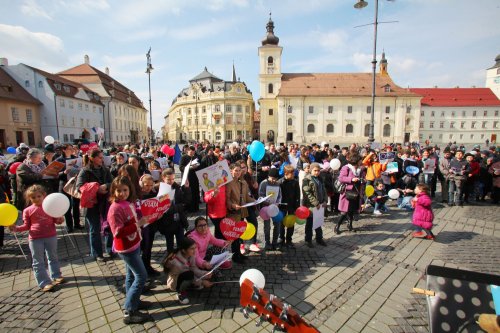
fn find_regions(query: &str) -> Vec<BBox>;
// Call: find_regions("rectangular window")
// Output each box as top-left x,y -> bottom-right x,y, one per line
431,111 -> 435,117
236,105 -> 242,113
450,122 -> 454,129
430,121 -> 434,128
460,134 -> 463,139
85,104 -> 89,111
26,109 -> 33,123
11,107 -> 19,122
429,134 -> 433,140
226,105 -> 232,112
462,110 -> 466,117
495,110 -> 499,117
348,106 -> 353,114
451,111 -> 455,117
25,80 -> 30,88
86,119 -> 90,127
309,106 -> 314,114
60,98 -> 65,107
441,111 -> 445,117
367,106 -> 372,114
328,106 -> 333,114
215,119 -> 220,125
63,134 -> 68,142
78,103 -> 82,111
202,117 -> 206,125
473,110 -> 477,116
419,122 -> 424,129
449,134 -> 453,139
420,111 -> 424,117
471,121 -> 476,129
93,106 -> 96,113
188,119 -> 191,126
440,121 -> 444,128
385,106 -> 390,114
226,131 -> 232,140
269,109 -> 273,116
460,121 -> 465,128
80,118 -> 84,127
494,121 -> 498,128
226,115 -> 232,125
482,121 -> 487,128
70,134 -> 75,142
471,134 -> 474,139
484,110 -> 488,117
69,101 -> 74,109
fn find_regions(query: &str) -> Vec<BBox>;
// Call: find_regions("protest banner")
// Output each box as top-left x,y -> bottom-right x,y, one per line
140,193 -> 172,224
386,162 -> 398,174
80,142 -> 98,154
379,152 -> 396,163
423,159 -> 436,174
195,160 -> 233,192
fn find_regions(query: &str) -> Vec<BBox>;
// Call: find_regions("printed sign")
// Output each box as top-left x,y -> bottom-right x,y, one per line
80,142 -> 98,154
41,161 -> 65,177
65,157 -> 82,169
423,159 -> 436,174
195,160 -> 233,192
140,194 -> 172,224
379,152 -> 396,163
220,218 -> 247,241
156,157 -> 169,169
386,162 -> 398,174
265,185 -> 280,204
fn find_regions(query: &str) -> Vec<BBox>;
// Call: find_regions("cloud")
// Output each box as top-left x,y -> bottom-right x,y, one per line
21,0 -> 53,20
117,28 -> 168,43
0,24 -> 67,71
208,41 -> 255,56
57,0 -> 110,12
168,18 -> 237,40
111,0 -> 182,27
206,0 -> 249,11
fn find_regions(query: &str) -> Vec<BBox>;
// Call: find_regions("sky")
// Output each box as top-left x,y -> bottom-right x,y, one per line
1,0 -> 499,135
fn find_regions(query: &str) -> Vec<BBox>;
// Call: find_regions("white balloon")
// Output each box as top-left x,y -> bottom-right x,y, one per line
42,193 -> 70,218
388,189 -> 400,200
330,158 -> 341,171
239,268 -> 266,289
44,136 -> 55,144
267,204 -> 279,218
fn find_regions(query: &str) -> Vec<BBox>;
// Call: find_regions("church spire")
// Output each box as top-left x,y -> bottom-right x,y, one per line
232,61 -> 237,82
379,50 -> 388,76
261,12 -> 279,46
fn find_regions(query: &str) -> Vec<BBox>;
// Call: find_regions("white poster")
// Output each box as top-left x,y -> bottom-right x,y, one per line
195,160 -> 233,192
65,157 -> 82,169
265,185 -> 280,204
423,159 -> 436,174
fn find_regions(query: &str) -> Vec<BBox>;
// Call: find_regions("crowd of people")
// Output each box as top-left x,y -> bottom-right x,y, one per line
0,139 -> 499,324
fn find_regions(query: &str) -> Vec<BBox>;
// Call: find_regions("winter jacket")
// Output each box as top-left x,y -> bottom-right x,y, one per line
362,154 -> 387,181
412,192 -> 434,230
204,186 -> 227,219
188,229 -> 226,269
107,200 -> 142,253
279,177 -> 301,214
158,182 -> 191,234
338,164 -> 362,213
226,178 -> 255,221
16,204 -> 63,240
165,252 -> 207,291
302,174 -> 327,209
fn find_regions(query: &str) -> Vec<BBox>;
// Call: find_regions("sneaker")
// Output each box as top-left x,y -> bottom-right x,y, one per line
123,310 -> 151,324
425,234 -> 435,240
412,231 -> 426,238
42,284 -> 54,292
177,292 -> 189,305
240,244 -> 246,255
306,241 -> 314,248
95,256 -> 107,263
373,210 -> 382,215
249,243 -> 261,252
53,277 -> 65,285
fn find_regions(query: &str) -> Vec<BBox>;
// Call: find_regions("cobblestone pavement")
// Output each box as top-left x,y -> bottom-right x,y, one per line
0,196 -> 499,333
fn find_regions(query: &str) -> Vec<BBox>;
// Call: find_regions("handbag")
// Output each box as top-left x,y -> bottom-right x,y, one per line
333,178 -> 346,194
63,176 -> 81,199
345,185 -> 359,200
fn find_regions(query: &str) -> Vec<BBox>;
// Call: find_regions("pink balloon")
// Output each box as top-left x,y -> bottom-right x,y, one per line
167,147 -> 175,156
259,206 -> 270,220
161,144 -> 170,154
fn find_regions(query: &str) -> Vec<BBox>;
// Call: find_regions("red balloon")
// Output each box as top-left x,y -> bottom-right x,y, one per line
295,206 -> 310,220
167,147 -> 175,156
8,162 -> 22,174
161,144 -> 170,155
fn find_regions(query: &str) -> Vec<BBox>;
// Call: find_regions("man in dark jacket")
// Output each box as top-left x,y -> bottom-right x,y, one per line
279,165 -> 300,248
448,150 -> 470,206
179,146 -> 200,212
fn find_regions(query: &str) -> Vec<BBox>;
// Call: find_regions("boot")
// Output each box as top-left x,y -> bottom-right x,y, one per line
335,215 -> 346,235
347,218 -> 354,232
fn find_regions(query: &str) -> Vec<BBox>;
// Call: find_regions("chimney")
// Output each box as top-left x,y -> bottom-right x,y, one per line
105,67 -> 109,75
0,58 -> 8,66
84,55 -> 89,64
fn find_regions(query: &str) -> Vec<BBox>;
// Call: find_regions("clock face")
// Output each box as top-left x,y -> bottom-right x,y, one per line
267,67 -> 274,74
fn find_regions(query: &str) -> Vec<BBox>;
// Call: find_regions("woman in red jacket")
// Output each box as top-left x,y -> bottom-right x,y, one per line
464,153 -> 480,203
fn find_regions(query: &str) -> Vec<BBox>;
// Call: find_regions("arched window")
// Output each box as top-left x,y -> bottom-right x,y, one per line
215,132 -> 221,141
268,83 -> 273,94
364,124 -> 370,137
307,124 -> 315,133
346,124 -> 354,134
383,124 -> 391,137
326,124 -> 334,133
267,56 -> 274,65
288,118 -> 292,126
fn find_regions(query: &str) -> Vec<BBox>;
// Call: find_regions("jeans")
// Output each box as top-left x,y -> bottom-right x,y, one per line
397,196 -> 413,210
305,215 -> 323,242
374,202 -> 388,212
263,218 -> 279,246
141,223 -> 158,271
118,247 -> 147,312
448,179 -> 464,205
85,206 -> 103,258
29,236 -> 61,288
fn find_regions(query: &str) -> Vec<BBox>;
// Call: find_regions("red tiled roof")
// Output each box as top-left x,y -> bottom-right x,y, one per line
409,88 -> 500,107
278,73 -> 419,97
58,64 -> 145,109
0,67 -> 42,105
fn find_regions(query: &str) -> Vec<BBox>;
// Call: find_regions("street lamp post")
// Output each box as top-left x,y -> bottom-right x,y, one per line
146,47 -> 154,146
193,86 -> 199,142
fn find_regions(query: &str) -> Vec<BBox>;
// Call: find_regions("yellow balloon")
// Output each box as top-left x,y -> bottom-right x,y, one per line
282,215 -> 297,228
365,185 -> 375,197
240,222 -> 256,241
0,203 -> 19,227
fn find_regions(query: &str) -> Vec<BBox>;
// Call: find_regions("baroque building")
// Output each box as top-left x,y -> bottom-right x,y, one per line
257,16 -> 422,145
166,67 -> 255,143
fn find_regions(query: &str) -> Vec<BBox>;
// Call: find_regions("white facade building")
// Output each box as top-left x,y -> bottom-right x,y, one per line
486,54 -> 500,99
410,88 -> 500,145
257,17 -> 422,145
5,63 -> 104,143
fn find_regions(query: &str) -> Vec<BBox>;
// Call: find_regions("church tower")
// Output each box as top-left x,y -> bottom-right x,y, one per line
486,54 -> 500,99
379,51 -> 388,76
258,14 -> 282,143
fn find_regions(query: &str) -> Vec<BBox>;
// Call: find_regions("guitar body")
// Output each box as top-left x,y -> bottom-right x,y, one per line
240,279 -> 320,333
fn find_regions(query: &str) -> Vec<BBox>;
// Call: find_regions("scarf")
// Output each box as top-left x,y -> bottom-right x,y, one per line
23,159 -> 46,174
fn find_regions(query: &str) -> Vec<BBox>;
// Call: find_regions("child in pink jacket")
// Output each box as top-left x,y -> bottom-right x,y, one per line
411,184 -> 435,240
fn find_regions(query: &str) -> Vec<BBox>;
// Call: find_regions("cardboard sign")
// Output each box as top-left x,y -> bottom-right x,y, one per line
220,218 -> 246,241
140,194 -> 172,224
41,161 -> 65,177
65,157 -> 82,169
379,152 -> 395,163
195,160 -> 233,192
80,142 -> 98,154
156,157 -> 169,169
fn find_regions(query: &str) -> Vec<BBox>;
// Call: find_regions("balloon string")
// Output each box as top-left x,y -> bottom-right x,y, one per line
13,233 -> 28,260
211,280 -> 239,284
60,225 -> 77,249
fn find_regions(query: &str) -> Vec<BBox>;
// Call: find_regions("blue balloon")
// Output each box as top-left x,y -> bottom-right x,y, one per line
272,211 -> 284,223
6,147 -> 16,154
250,140 -> 265,162
405,166 -> 419,175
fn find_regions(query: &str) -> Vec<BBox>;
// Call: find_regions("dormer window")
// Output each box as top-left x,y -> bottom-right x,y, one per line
55,83 -> 61,90
25,80 -> 30,88
384,85 -> 391,92
63,85 -> 70,93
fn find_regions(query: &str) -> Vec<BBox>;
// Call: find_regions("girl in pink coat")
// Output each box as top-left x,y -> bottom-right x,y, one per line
411,184 -> 435,240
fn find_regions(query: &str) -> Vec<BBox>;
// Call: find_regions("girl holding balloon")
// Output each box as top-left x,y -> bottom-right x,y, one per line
9,184 -> 65,292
